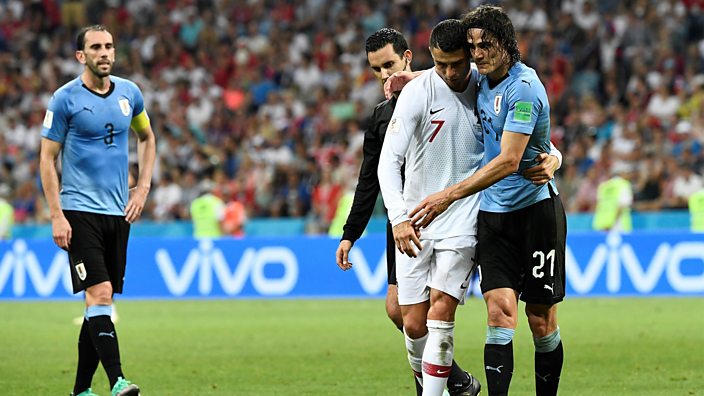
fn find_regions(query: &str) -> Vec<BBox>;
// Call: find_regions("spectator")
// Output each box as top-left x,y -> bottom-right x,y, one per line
0,1 -> 703,232
593,167 -> 634,232
190,181 -> 224,239
688,188 -> 704,232
0,185 -> 13,240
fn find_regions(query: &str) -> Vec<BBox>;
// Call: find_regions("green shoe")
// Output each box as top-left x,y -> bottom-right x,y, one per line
111,377 -> 140,396
70,388 -> 99,396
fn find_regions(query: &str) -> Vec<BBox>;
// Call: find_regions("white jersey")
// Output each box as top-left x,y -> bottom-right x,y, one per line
378,68 -> 484,239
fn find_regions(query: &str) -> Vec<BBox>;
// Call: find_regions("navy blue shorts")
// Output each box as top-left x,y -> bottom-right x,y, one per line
64,210 -> 130,294
476,190 -> 566,305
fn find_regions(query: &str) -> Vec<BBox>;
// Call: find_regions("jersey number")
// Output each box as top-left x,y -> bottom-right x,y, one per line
104,123 -> 114,145
532,249 -> 555,278
429,120 -> 445,142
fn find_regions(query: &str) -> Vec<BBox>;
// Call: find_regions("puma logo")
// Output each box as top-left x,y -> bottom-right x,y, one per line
544,284 -> 554,292
485,365 -> 503,373
536,372 -> 551,382
521,79 -> 532,87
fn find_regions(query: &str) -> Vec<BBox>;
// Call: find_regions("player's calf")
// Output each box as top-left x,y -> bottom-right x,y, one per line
422,320 -> 455,396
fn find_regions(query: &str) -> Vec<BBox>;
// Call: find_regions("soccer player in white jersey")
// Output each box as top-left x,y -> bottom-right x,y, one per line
336,28 -> 480,396
378,19 -> 484,396
409,7 -> 567,395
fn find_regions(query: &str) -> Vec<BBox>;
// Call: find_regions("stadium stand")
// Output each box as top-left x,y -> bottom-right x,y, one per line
1,0 -> 703,233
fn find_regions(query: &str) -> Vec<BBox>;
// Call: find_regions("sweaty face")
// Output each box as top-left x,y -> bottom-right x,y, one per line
467,28 -> 508,80
77,30 -> 115,78
367,44 -> 411,86
430,46 -> 471,92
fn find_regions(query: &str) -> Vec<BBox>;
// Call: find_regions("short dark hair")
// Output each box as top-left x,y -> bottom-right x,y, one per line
429,19 -> 469,53
76,24 -> 110,51
365,28 -> 409,56
462,5 -> 521,65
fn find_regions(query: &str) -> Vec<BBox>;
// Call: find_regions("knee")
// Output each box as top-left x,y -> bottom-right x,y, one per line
85,282 -> 113,306
486,297 -> 516,328
403,315 -> 427,339
427,293 -> 458,322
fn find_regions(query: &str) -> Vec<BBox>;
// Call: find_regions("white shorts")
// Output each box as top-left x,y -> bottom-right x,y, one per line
396,235 -> 477,306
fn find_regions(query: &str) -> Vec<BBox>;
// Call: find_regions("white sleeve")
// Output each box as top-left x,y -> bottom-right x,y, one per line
378,83 -> 424,227
549,141 -> 562,169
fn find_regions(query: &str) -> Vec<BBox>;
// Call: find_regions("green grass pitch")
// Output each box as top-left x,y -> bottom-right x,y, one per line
1,297 -> 703,395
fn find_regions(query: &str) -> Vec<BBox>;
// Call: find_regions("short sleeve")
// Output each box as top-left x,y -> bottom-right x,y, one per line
503,78 -> 543,135
41,92 -> 70,144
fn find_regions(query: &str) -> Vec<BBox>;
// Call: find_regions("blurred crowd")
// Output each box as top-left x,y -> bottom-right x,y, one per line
1,0 -> 704,234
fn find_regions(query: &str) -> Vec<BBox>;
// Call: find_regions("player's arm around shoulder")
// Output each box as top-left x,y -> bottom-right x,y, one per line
125,110 -> 156,223
410,78 -> 533,229
383,69 -> 428,99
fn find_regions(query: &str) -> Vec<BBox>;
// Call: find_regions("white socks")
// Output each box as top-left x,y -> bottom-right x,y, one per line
422,320 -> 455,396
404,328 -> 428,387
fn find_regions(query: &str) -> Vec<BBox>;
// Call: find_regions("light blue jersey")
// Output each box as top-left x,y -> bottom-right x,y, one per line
41,76 -> 146,216
476,62 -> 557,212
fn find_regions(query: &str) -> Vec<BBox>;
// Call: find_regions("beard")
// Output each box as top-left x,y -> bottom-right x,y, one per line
87,60 -> 112,78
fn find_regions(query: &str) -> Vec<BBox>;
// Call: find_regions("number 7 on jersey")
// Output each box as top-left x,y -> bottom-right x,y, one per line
429,120 -> 445,142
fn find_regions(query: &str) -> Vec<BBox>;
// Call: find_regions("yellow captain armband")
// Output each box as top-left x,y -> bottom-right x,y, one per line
130,110 -> 151,131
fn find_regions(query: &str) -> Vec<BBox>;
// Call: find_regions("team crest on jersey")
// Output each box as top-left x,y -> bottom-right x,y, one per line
494,94 -> 502,115
75,261 -> 87,281
118,98 -> 131,117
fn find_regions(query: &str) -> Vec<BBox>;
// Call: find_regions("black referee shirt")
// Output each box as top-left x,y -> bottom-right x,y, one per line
341,96 -> 400,243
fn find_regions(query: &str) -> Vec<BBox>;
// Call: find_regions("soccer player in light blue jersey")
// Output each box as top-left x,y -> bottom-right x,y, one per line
39,25 -> 155,396
409,7 -> 567,396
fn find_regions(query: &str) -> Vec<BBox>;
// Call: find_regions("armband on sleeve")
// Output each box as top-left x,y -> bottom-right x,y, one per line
130,110 -> 150,131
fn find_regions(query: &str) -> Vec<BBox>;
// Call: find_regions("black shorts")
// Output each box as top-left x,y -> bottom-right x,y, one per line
386,220 -> 397,285
477,190 -> 566,305
64,210 -> 130,294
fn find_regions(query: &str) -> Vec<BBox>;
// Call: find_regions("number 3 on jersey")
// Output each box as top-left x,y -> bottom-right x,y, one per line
532,249 -> 555,278
429,120 -> 445,142
104,123 -> 114,145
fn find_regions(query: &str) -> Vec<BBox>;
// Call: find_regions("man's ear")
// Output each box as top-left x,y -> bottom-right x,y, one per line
75,50 -> 85,64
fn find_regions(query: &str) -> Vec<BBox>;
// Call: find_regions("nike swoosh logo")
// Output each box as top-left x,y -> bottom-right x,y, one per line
437,369 -> 449,374
430,108 -> 444,115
